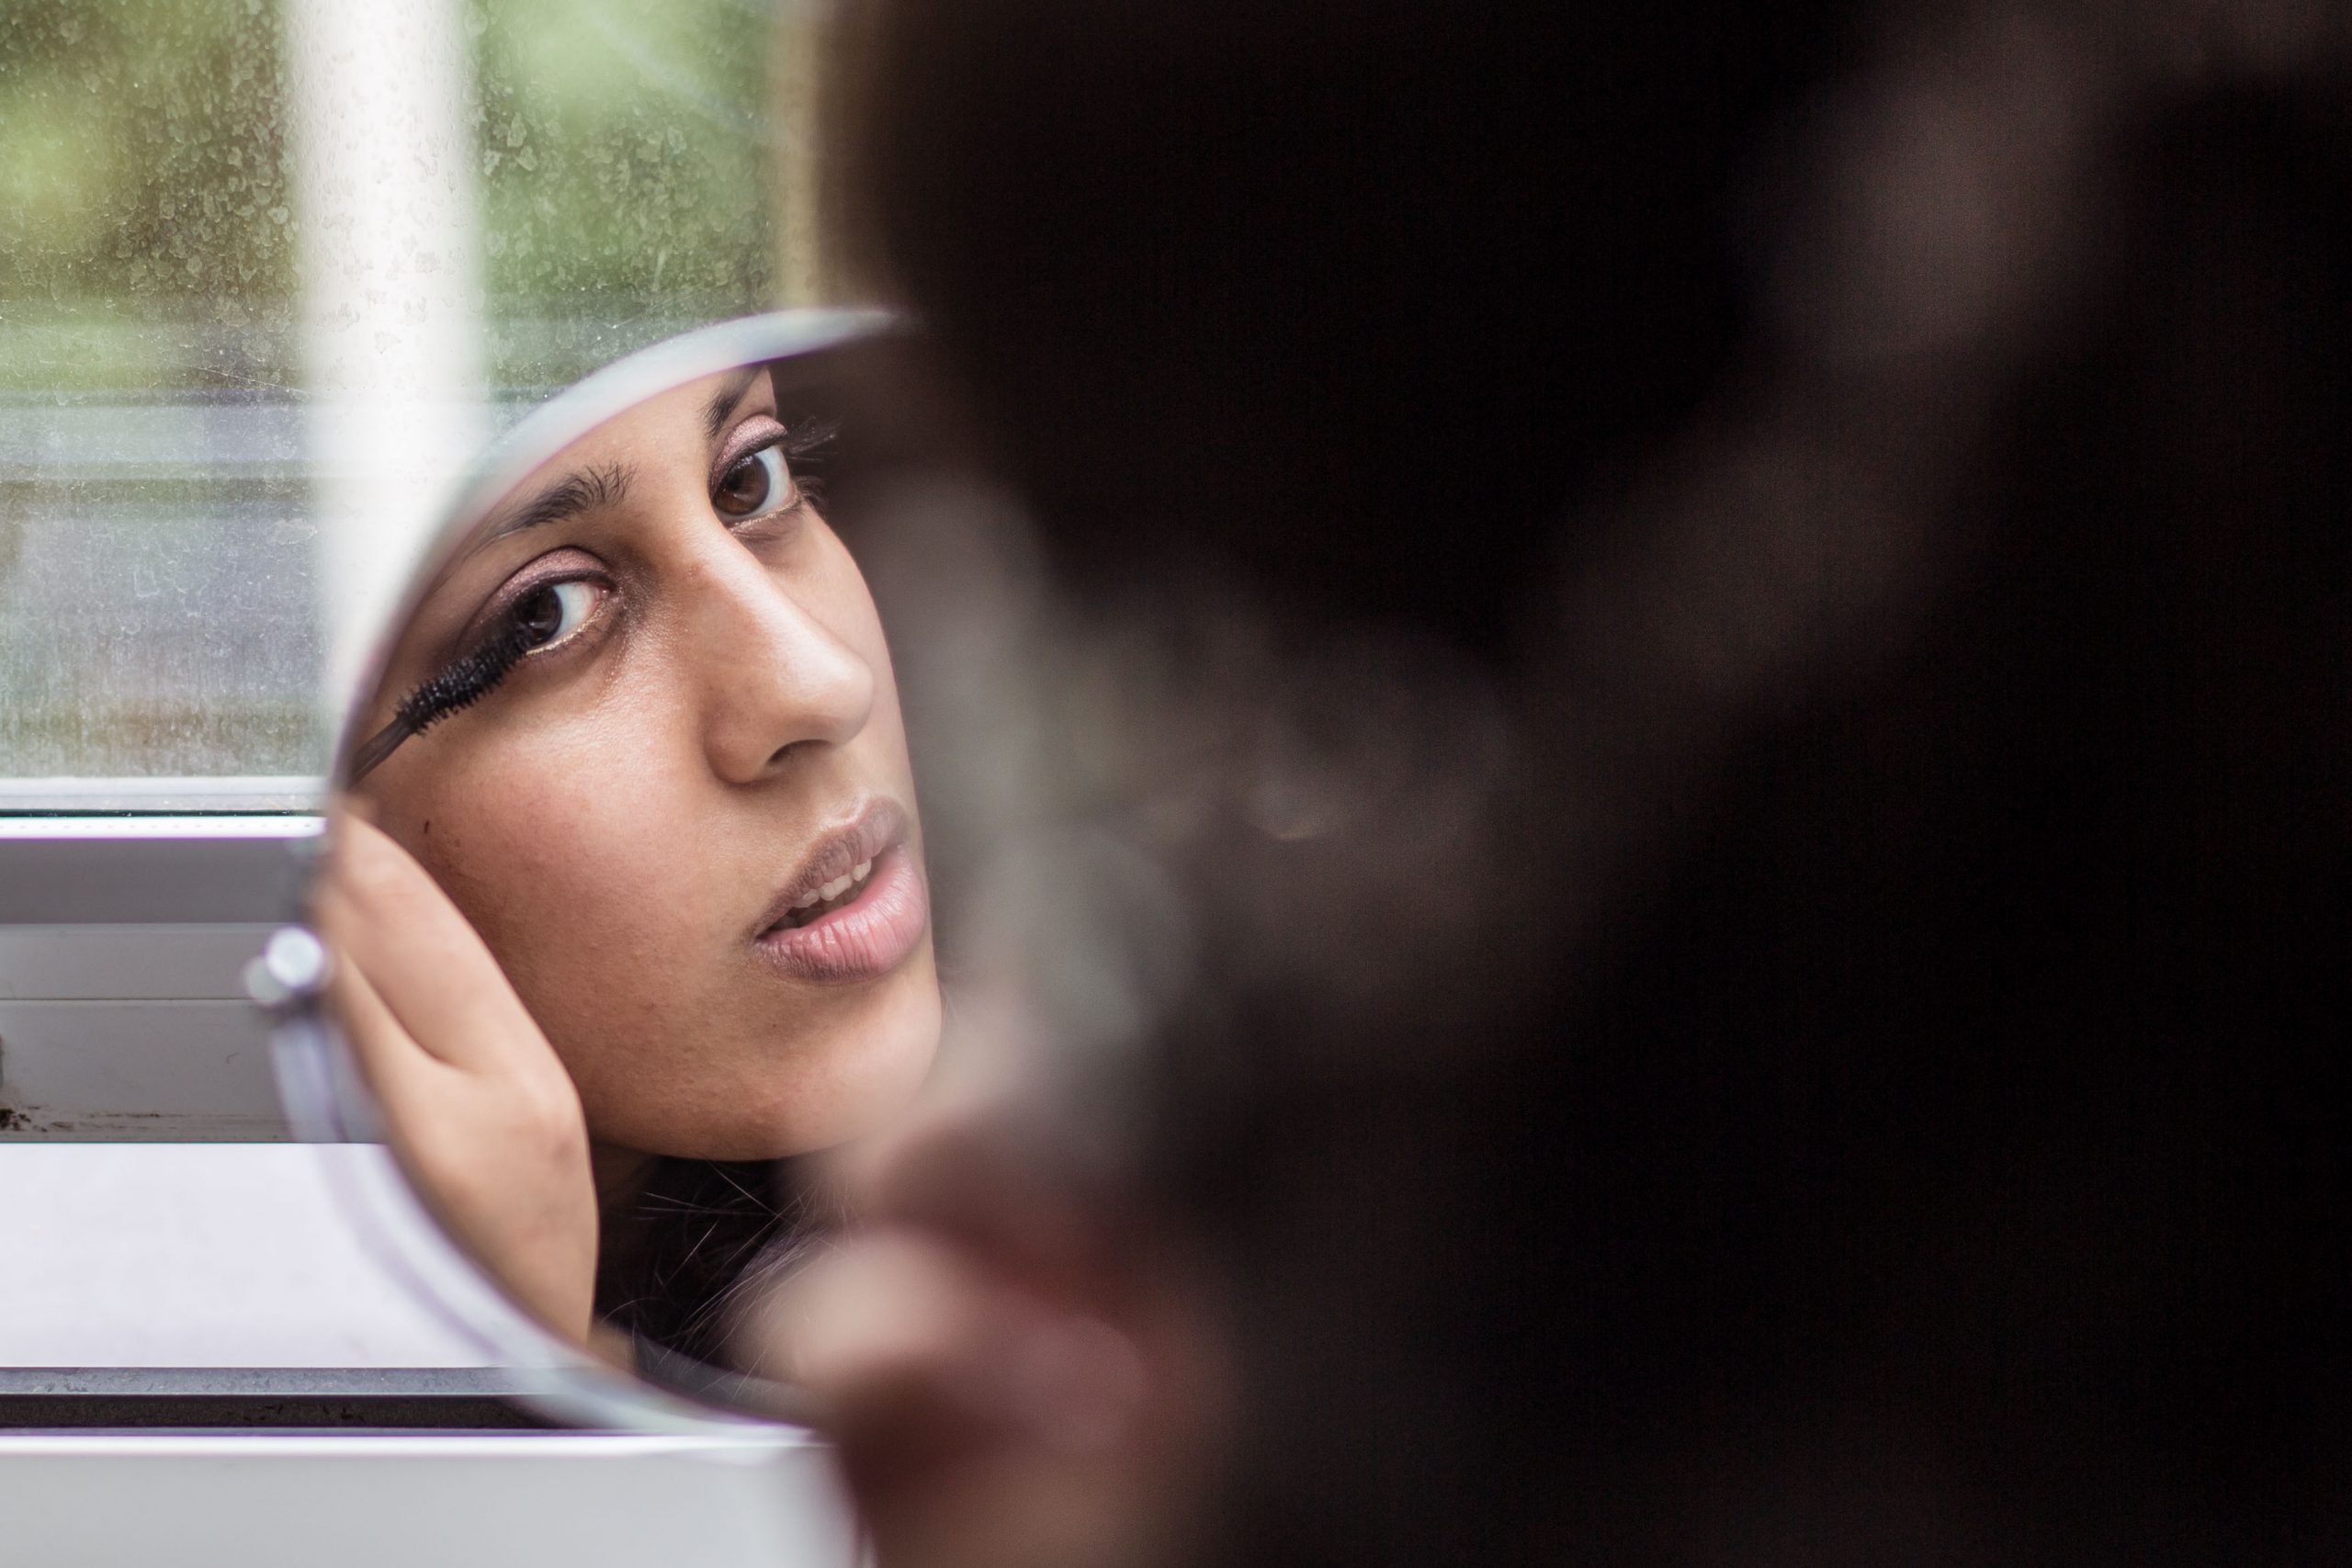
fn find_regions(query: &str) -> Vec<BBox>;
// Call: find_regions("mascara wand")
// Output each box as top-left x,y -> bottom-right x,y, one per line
346,620 -> 537,784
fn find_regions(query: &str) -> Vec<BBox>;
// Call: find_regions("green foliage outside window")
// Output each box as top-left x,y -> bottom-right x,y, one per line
0,0 -> 789,780
0,0 -> 784,391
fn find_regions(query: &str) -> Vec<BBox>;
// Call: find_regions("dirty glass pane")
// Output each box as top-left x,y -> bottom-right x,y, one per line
0,0 -> 791,789
0,0 -> 313,783
472,0 -> 790,389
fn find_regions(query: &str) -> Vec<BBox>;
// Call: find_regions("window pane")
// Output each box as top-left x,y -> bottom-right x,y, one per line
0,1 -> 315,782
472,0 -> 789,388
0,0 -> 792,790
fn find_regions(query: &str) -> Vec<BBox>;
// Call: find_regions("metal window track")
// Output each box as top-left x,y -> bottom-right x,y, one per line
0,1368 -> 552,1431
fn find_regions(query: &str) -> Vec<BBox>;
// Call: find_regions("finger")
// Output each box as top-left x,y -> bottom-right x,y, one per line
785,1233 -> 1023,1473
852,1093 -> 1106,1298
782,1232 -> 1155,1568
312,860 -> 469,1086
320,812 -> 548,1075
317,931 -> 446,1125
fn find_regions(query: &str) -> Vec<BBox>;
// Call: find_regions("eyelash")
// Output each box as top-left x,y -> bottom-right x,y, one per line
347,560 -> 615,780
718,417 -> 838,523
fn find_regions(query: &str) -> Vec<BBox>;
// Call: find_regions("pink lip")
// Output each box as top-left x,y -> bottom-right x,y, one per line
752,802 -> 930,984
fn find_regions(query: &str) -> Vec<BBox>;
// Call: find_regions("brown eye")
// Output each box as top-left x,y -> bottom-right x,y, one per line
714,443 -> 793,520
514,584 -> 562,644
508,579 -> 603,652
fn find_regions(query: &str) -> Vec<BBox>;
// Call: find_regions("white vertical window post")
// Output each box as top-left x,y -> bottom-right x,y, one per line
284,0 -> 489,724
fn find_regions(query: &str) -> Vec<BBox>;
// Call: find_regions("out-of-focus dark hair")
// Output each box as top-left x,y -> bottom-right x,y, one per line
831,0 -> 1859,654
831,4 -> 2352,1564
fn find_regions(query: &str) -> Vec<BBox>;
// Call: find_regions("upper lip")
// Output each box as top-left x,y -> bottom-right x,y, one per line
752,796 -> 909,938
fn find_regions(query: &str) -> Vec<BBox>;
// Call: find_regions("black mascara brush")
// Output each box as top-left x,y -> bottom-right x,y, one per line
345,618 -> 537,784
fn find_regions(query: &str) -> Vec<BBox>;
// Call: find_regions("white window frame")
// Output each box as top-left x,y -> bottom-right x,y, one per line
0,1427 -> 857,1567
0,805 -> 320,1140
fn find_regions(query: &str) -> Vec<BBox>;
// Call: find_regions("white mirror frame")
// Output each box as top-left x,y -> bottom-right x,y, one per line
266,308 -> 898,1437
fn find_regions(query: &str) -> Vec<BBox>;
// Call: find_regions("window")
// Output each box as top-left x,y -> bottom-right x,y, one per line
0,0 -> 812,791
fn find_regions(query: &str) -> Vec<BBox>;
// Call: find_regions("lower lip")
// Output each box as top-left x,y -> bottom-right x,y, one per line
752,843 -> 931,984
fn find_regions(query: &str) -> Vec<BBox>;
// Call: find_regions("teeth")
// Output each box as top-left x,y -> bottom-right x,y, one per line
782,854 -> 882,926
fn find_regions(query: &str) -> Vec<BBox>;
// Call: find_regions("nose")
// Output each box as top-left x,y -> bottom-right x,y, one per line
683,544 -> 877,785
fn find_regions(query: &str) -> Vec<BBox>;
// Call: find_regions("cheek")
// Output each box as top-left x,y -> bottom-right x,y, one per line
379,729 -> 711,1025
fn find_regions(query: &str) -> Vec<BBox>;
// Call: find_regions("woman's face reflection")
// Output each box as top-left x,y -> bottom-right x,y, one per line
355,367 -> 939,1168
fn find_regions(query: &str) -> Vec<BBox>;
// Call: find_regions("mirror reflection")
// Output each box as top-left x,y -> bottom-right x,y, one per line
315,321 -> 939,1401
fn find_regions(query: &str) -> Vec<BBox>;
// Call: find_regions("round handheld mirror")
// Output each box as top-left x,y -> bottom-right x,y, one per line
268,310 -> 944,1427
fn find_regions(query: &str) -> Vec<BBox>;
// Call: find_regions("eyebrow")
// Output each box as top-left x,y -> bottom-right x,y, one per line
458,367 -> 763,563
473,460 -> 635,551
702,366 -> 763,441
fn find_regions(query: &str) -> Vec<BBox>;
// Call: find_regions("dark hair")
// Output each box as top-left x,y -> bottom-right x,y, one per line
835,6 -> 2352,1565
832,0 -> 1861,655
593,1156 -> 828,1377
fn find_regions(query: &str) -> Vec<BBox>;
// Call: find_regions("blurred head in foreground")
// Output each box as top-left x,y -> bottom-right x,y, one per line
790,3 -> 2352,1564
